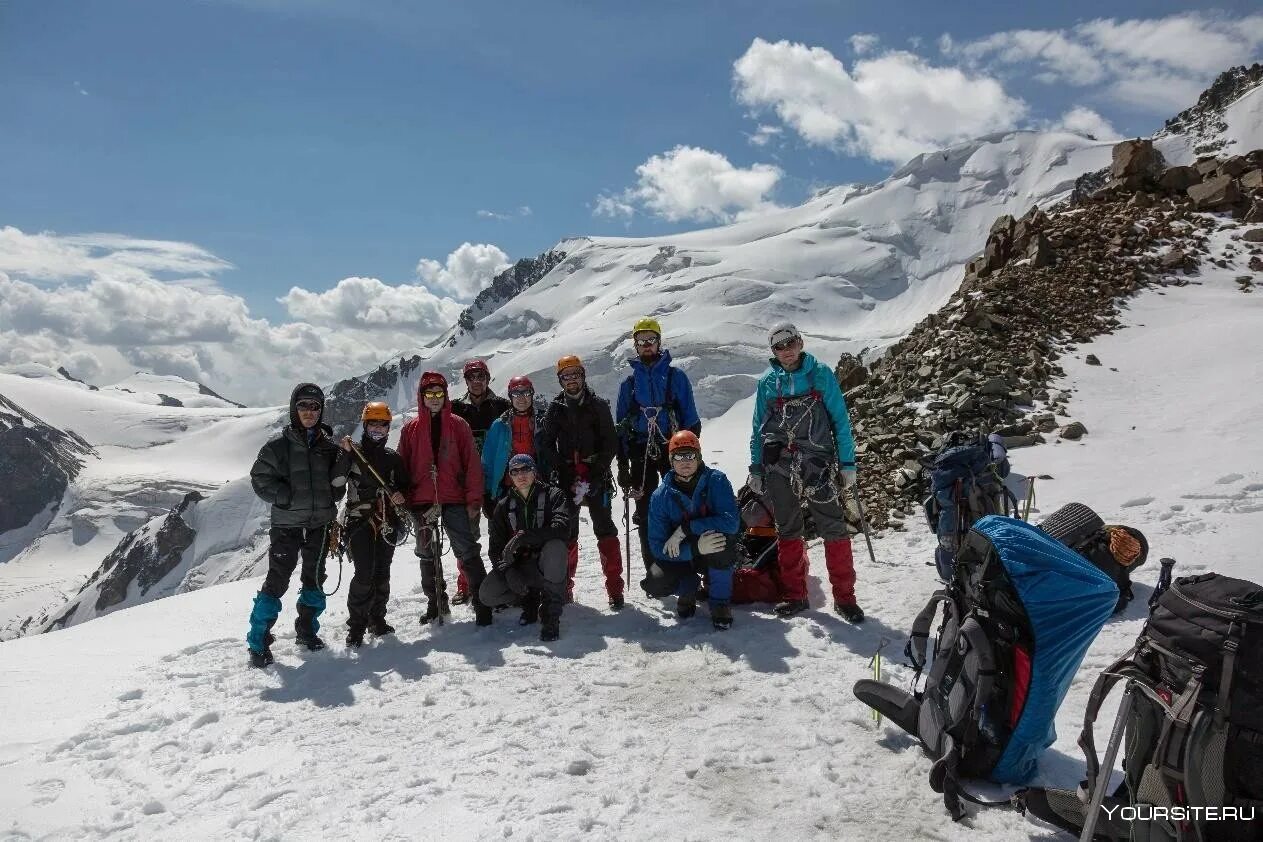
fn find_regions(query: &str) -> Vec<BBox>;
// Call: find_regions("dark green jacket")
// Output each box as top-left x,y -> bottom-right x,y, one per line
250,382 -> 346,528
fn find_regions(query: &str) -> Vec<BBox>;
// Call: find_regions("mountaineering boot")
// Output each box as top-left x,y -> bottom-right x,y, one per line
451,589 -> 471,606
774,598 -> 810,617
474,600 -> 493,627
540,599 -> 562,641
368,619 -> 395,637
677,595 -> 697,619
711,603 -> 733,631
836,601 -> 866,623
294,589 -> 327,651
540,618 -> 560,642
248,646 -> 274,668
519,590 -> 540,626
420,592 -> 451,625
294,619 -> 327,651
346,627 -> 365,649
609,595 -> 625,611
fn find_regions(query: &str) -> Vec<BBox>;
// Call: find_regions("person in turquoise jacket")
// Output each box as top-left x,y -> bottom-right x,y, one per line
747,322 -> 865,623
481,375 -> 552,502
643,431 -> 739,630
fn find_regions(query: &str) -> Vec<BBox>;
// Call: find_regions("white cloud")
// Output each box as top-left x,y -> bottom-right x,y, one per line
518,206 -> 532,217
945,12 -> 1263,111
0,228 -> 476,405
733,38 -> 1027,164
1054,106 -> 1122,140
747,124 -> 783,147
596,146 -> 784,224
279,276 -> 463,330
414,242 -> 511,300
849,33 -> 880,55
477,209 -> 509,220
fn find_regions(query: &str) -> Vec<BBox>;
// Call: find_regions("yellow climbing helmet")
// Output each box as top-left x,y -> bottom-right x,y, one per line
631,317 -> 662,339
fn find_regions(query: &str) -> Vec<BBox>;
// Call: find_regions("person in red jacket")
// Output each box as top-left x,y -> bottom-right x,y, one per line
398,371 -> 492,626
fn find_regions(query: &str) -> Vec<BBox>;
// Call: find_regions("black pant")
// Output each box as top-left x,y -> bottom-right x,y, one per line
262,525 -> 329,636
345,519 -> 395,631
414,504 -> 488,607
629,448 -> 670,572
568,487 -> 619,542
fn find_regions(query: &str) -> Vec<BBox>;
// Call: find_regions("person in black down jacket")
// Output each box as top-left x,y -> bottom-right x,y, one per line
479,454 -> 571,641
334,401 -> 412,649
245,382 -> 346,668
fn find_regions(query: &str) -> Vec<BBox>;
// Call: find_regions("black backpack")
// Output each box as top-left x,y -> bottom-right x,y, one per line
1039,501 -> 1150,614
922,432 -> 1017,580
1017,573 -> 1263,841
854,516 -> 1117,821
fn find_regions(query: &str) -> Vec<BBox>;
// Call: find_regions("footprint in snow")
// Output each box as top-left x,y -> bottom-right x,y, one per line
1121,496 -> 1155,508
1216,473 -> 1245,485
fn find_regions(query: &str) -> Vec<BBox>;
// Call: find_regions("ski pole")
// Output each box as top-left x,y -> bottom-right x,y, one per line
429,464 -> 446,627
623,489 -> 632,594
1080,685 -> 1135,842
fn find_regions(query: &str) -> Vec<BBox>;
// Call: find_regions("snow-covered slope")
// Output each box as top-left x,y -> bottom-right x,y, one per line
0,226 -> 1259,838
99,372 -> 244,409
419,131 -> 1116,417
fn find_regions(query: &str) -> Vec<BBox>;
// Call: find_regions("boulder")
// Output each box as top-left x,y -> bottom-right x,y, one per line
1188,175 -> 1243,210
1059,421 -> 1088,441
1159,165 -> 1201,192
1111,139 -> 1163,180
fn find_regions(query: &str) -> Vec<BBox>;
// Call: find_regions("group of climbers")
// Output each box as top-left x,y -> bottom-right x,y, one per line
243,317 -> 864,666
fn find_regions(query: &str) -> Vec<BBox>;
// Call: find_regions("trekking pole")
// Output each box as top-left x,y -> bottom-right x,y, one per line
849,481 -> 881,567
1080,685 -> 1135,842
429,464 -> 446,627
1149,557 -> 1176,610
1022,476 -> 1036,521
622,489 -> 632,593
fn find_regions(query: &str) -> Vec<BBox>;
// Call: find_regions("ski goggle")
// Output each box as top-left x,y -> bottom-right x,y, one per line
558,371 -> 583,382
508,465 -> 535,476
422,388 -> 446,400
509,388 -> 534,398
634,337 -> 659,348
771,337 -> 799,352
670,451 -> 700,463
295,400 -> 322,411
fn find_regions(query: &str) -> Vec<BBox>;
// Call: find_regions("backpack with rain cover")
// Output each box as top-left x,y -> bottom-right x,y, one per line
854,516 -> 1117,820
1016,572 -> 1263,841
1038,501 -> 1150,614
922,432 -> 1018,581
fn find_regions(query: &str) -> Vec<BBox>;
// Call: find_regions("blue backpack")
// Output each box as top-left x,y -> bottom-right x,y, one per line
922,432 -> 1016,580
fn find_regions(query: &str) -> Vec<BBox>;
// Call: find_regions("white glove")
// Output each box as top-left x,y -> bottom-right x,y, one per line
841,468 -> 857,489
697,531 -> 726,555
663,526 -> 686,559
572,479 -> 590,506
746,473 -> 764,495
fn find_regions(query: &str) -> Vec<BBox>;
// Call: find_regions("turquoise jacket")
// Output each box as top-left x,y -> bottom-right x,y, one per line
749,351 -> 857,470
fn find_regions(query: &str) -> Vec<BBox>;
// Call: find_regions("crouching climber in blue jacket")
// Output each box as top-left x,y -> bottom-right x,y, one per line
244,383 -> 347,668
642,431 -> 739,630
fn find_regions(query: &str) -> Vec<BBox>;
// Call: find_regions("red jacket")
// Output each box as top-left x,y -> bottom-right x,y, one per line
398,400 -> 484,506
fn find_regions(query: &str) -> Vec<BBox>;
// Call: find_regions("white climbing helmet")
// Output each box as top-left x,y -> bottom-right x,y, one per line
768,321 -> 801,348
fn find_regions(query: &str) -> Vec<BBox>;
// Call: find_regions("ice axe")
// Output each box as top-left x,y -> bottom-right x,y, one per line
849,479 -> 881,567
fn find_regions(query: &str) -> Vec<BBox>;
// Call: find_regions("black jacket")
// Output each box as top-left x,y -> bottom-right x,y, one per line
251,383 -> 346,528
540,387 -> 618,490
451,392 -> 512,453
333,435 -> 413,522
488,481 -> 570,563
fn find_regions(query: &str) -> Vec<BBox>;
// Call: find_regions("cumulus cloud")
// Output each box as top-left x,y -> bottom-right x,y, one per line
415,242 -> 511,299
593,194 -> 636,220
733,38 -> 1027,164
595,146 -> 783,224
944,12 -> 1263,111
0,228 -> 480,405
747,124 -> 783,147
280,275 -> 463,330
849,33 -> 880,55
1054,106 -> 1122,140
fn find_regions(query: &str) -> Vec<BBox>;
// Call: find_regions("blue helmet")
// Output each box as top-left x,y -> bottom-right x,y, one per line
507,453 -> 537,473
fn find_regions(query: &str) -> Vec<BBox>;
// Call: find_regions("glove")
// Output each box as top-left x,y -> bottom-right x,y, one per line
617,463 -> 632,490
697,531 -> 726,555
746,472 -> 763,496
572,479 -> 590,506
841,467 -> 857,489
497,531 -> 524,570
663,526 -> 686,559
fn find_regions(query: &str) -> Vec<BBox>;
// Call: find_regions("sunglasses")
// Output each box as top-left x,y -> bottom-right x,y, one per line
465,372 -> 489,381
634,338 -> 659,348
670,451 -> 700,463
771,337 -> 798,352
422,389 -> 446,399
558,371 -> 583,382
509,389 -> 534,398
508,466 -> 535,476
295,400 -> 322,411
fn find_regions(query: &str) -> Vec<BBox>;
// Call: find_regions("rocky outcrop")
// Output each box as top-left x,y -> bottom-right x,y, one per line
321,355 -> 425,437
453,250 -> 568,337
843,139 -> 1261,530
0,393 -> 96,542
1161,64 -> 1263,157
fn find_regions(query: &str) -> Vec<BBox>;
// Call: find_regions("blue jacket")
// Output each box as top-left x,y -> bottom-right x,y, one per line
647,465 -> 739,563
615,350 -> 701,448
749,351 -> 857,470
481,406 -> 552,500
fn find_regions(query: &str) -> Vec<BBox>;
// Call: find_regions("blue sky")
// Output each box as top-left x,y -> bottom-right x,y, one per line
0,1 -> 1260,401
